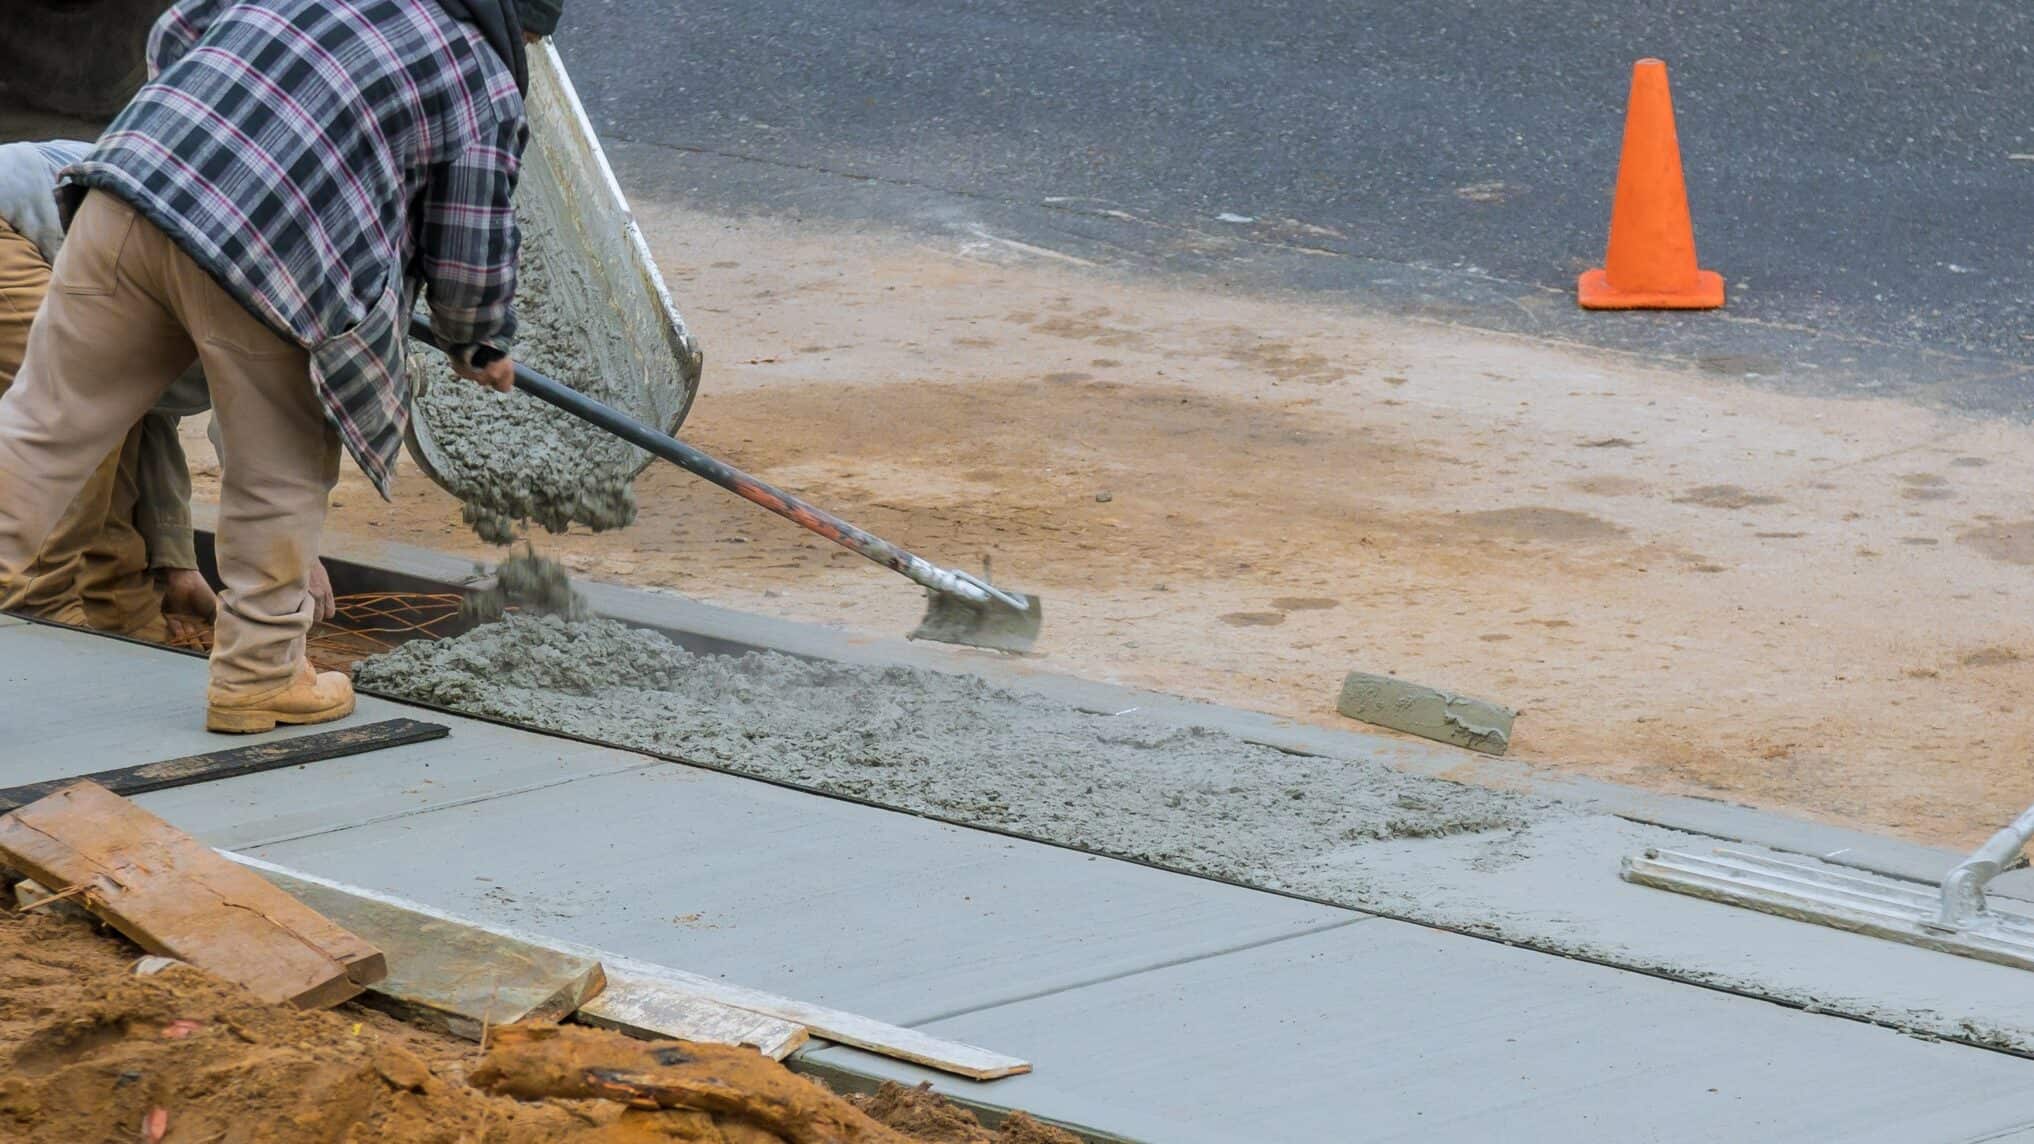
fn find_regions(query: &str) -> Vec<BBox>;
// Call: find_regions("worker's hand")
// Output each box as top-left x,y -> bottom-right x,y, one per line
452,354 -> 516,393
161,568 -> 218,622
309,558 -> 336,624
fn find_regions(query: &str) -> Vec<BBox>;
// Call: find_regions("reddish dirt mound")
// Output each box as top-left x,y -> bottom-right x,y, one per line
0,908 -> 1077,1144
853,1082 -> 1077,1144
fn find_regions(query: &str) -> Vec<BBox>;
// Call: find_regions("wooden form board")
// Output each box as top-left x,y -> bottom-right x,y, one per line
258,865 -> 608,1041
591,955 -> 1031,1080
0,718 -> 449,813
227,853 -> 1030,1079
578,971 -> 809,1060
0,782 -> 385,1008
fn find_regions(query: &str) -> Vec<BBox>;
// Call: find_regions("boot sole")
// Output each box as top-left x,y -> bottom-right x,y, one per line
205,694 -> 357,735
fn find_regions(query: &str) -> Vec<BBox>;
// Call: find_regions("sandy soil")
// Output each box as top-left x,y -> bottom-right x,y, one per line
182,200 -> 2034,849
0,905 -> 1074,1143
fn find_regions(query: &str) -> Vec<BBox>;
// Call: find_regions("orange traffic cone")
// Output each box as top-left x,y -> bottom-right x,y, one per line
1578,59 -> 1724,310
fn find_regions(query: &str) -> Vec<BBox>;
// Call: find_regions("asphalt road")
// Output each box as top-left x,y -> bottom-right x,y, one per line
560,2 -> 2033,406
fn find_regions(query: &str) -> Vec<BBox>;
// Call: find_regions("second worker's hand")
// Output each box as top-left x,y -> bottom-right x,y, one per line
451,354 -> 515,393
161,567 -> 219,622
308,558 -> 336,624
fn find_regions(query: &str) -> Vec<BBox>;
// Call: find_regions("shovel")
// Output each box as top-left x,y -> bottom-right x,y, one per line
409,318 -> 1043,653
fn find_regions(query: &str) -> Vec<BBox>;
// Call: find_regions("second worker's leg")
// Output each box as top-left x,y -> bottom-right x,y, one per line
75,424 -> 168,640
0,195 -> 195,580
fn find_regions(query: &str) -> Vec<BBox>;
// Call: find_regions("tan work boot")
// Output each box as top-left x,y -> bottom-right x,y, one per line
206,661 -> 356,734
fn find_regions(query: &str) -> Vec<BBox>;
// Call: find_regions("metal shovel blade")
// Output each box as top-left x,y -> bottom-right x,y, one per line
910,589 -> 1044,654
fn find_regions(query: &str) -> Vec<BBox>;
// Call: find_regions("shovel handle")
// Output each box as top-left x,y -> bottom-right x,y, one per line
407,318 -> 1012,607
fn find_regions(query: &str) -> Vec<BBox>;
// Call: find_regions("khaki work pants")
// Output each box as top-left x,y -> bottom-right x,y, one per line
0,217 -> 164,637
0,193 -> 337,697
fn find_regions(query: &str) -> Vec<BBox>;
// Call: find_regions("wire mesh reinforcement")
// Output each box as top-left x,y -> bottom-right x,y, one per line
166,592 -> 469,672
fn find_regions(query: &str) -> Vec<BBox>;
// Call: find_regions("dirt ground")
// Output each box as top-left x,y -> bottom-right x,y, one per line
179,200 -> 2034,849
0,905 -> 1075,1144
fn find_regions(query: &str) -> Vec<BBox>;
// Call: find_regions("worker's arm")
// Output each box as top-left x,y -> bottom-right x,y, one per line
0,141 -> 89,264
146,0 -> 231,80
416,101 -> 525,392
132,409 -> 220,636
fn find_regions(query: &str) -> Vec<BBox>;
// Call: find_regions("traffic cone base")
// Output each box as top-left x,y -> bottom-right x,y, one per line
1579,58 -> 1723,311
1577,267 -> 1724,310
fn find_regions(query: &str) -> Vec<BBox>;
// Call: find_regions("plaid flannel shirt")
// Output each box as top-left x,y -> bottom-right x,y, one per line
57,0 -> 526,496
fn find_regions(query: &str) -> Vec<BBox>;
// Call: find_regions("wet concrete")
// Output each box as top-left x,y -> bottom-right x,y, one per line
411,210 -> 645,542
352,616 -> 1544,884
345,614 -> 2034,1056
463,551 -> 592,623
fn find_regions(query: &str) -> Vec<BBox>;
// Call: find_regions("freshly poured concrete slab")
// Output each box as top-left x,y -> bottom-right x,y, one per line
1294,813 -> 2034,1055
240,764 -> 1359,1024
17,600 -> 2034,1060
0,621 -> 291,777
0,623 -> 656,849
138,716 -> 659,853
803,920 -> 2034,1144
297,524 -> 2029,897
18,596 -> 2034,1142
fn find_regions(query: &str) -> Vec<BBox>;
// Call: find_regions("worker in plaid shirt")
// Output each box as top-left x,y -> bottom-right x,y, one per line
0,0 -> 563,733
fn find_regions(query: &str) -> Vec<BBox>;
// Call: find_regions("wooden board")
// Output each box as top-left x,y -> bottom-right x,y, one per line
579,970 -> 809,1060
0,718 -> 449,813
591,956 -> 1031,1080
226,854 -> 1030,1079
0,782 -> 385,1008
255,865 -> 607,1041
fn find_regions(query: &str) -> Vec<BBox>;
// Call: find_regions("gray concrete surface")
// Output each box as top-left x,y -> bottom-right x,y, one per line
246,764 -> 1357,1024
1307,813 -> 2034,1055
806,921 -> 2034,1144
340,609 -> 2034,1055
557,0 -> 2033,405
17,617 -> 2034,1141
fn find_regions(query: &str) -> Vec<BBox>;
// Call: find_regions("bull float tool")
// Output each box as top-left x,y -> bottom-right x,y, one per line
410,318 -> 1044,653
1622,798 -> 2034,971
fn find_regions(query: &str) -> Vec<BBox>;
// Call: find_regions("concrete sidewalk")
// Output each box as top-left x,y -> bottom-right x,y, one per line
9,618 -> 2034,1142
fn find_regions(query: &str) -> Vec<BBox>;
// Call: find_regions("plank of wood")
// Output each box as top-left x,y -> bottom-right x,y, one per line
0,782 -> 385,1008
0,718 -> 450,813
255,864 -> 607,1041
226,854 -> 1030,1079
590,956 -> 1029,1080
579,971 -> 810,1060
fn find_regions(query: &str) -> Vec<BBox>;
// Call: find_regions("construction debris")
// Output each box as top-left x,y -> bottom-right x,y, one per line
0,782 -> 384,1009
1336,670 -> 1516,755
0,906 -> 1073,1144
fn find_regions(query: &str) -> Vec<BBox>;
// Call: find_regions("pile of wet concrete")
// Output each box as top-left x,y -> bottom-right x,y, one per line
410,211 -> 644,545
355,614 -> 1545,897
